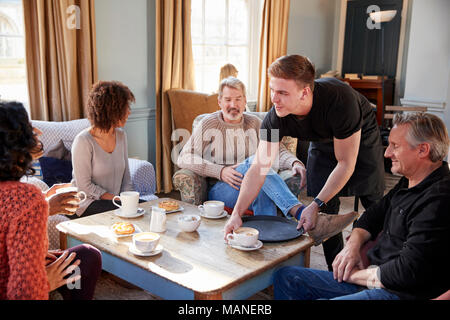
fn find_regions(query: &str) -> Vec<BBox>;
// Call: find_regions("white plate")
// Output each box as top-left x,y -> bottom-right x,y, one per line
128,244 -> 163,257
199,210 -> 228,219
162,206 -> 184,214
230,240 -> 263,251
114,207 -> 146,218
110,223 -> 142,238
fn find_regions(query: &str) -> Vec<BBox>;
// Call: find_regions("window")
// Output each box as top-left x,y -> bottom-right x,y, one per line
191,0 -> 262,102
0,0 -> 28,110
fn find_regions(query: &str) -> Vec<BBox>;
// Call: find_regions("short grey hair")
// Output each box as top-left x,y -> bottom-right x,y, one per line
218,77 -> 246,99
393,112 -> 450,162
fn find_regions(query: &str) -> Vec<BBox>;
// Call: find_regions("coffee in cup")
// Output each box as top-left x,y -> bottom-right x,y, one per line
55,186 -> 87,212
112,191 -> 139,216
133,232 -> 160,253
198,200 -> 224,217
226,227 -> 259,247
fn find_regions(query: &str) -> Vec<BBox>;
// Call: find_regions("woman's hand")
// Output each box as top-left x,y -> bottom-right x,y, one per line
47,192 -> 79,216
100,192 -> 115,200
46,251 -> 81,292
45,183 -> 72,198
45,250 -> 64,265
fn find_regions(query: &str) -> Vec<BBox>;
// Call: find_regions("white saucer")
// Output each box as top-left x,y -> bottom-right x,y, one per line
114,207 -> 146,218
163,206 -> 184,214
230,240 -> 263,251
128,244 -> 163,257
199,210 -> 228,219
110,223 -> 142,238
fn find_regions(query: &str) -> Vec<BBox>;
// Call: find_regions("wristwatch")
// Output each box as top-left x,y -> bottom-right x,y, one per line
313,197 -> 327,212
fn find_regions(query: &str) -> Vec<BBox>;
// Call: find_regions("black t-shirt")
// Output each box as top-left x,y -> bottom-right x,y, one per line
354,163 -> 450,300
260,77 -> 385,197
261,77 -> 379,145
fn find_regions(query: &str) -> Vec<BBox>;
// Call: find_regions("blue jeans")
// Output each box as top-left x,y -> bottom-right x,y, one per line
208,156 -> 300,216
273,266 -> 400,300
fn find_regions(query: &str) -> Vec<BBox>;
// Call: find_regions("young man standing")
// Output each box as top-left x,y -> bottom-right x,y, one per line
224,55 -> 384,269
179,77 -> 356,240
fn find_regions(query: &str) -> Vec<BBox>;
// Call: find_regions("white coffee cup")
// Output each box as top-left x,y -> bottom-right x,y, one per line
55,187 -> 87,212
112,191 -> 139,216
198,200 -> 224,217
133,232 -> 160,253
226,227 -> 259,247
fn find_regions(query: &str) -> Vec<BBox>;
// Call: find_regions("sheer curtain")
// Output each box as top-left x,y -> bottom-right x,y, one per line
23,0 -> 97,121
155,0 -> 195,193
257,0 -> 290,112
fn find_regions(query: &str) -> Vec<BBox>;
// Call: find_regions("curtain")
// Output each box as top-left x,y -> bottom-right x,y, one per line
23,0 -> 97,121
257,0 -> 290,112
155,0 -> 195,193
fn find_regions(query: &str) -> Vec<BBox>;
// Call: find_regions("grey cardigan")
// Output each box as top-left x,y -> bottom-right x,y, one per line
71,127 -> 134,216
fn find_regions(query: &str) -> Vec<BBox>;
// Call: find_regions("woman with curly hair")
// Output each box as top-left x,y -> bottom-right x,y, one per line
0,101 -> 101,300
71,80 -> 138,217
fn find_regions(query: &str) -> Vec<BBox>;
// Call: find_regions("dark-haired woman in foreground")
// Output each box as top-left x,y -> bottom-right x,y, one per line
71,81 -> 137,217
0,101 -> 101,300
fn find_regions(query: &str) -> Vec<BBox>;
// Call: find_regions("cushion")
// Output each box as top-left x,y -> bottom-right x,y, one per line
39,157 -> 73,187
31,118 -> 90,152
20,175 -> 49,192
31,160 -> 43,180
44,139 -> 72,161
167,89 -> 219,133
224,206 -> 253,216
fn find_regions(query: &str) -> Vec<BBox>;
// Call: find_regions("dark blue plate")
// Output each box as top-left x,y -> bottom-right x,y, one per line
241,215 -> 304,243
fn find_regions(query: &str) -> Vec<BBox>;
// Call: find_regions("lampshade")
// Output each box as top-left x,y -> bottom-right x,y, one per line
370,10 -> 397,23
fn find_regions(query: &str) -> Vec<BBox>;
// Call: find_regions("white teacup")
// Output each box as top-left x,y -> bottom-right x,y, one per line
198,200 -> 224,217
133,232 -> 160,253
226,227 -> 259,247
55,187 -> 87,212
112,191 -> 139,216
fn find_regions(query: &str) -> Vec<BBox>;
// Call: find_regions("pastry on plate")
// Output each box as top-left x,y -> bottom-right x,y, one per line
158,200 -> 179,211
112,222 -> 135,235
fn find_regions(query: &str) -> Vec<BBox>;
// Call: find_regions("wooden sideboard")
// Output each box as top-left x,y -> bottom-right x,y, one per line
343,78 -> 394,126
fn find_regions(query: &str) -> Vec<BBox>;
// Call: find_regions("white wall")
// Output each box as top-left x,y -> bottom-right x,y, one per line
287,0 -> 339,76
401,0 -> 450,128
95,0 -> 156,164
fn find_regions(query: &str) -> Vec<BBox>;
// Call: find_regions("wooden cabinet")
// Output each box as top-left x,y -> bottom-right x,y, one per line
343,78 -> 394,125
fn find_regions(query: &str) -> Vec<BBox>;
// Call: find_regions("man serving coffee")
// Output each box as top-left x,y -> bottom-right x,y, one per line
224,55 -> 385,270
179,77 -> 356,245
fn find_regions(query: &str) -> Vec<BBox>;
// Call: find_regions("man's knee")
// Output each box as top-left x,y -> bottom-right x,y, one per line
274,266 -> 308,289
274,266 -> 314,300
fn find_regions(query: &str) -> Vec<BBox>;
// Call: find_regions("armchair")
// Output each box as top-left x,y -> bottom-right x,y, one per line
172,112 -> 302,205
29,118 -> 157,249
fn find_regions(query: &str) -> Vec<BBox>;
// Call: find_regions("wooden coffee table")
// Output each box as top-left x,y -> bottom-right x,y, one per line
57,198 -> 314,300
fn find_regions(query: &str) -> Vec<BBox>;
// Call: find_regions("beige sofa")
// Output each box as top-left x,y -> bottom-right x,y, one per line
172,112 -> 301,205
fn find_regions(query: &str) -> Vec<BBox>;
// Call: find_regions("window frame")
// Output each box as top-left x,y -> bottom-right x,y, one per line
191,0 -> 262,102
0,0 -> 29,112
